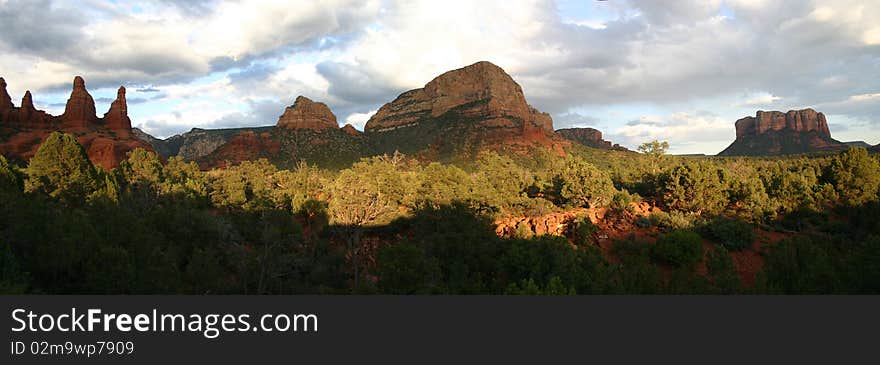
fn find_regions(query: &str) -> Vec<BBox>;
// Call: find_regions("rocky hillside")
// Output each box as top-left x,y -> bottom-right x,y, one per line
0,76 -> 152,169
555,127 -> 628,151
185,61 -> 567,169
363,61 -> 563,159
196,95 -> 367,169
718,108 -> 847,156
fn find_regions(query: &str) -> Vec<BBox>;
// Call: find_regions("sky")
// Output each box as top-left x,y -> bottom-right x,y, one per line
0,0 -> 878,154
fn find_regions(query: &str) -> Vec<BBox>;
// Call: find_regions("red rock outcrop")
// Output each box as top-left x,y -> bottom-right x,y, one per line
719,108 -> 846,156
61,76 -> 99,129
364,61 -> 556,140
198,131 -> 280,168
0,78 -> 12,112
276,96 -> 338,130
0,76 -> 153,169
16,91 -> 52,129
555,127 -> 629,151
734,109 -> 831,138
103,86 -> 132,132
341,124 -> 361,136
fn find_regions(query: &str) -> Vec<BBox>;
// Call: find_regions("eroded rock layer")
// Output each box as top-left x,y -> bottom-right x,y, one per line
719,108 -> 846,156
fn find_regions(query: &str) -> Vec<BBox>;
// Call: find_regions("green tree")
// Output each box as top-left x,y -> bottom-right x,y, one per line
558,157 -> 615,208
826,147 -> 880,206
376,243 -> 440,294
329,154 -> 410,287
0,154 -> 21,192
637,140 -> 669,173
652,230 -> 704,268
706,246 -> 740,294
659,161 -> 727,214
25,132 -> 98,203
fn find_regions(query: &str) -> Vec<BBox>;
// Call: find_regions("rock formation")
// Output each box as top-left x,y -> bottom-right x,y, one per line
719,108 -> 847,156
16,91 -> 52,129
556,127 -> 629,151
276,96 -> 338,130
365,61 -> 553,134
734,109 -> 830,137
0,78 -> 12,112
341,124 -> 361,136
61,76 -> 98,129
103,86 -> 131,131
362,61 -> 560,155
0,76 -> 153,169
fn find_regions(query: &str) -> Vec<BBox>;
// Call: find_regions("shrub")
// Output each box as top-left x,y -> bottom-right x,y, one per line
648,211 -> 695,230
702,217 -> 755,251
610,191 -> 633,212
652,230 -> 704,268
572,215 -> 597,246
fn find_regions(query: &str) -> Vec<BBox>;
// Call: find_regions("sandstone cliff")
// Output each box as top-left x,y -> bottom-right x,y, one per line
0,76 -> 152,169
276,96 -> 338,130
718,108 -> 847,156
362,61 -> 561,156
556,127 -> 629,151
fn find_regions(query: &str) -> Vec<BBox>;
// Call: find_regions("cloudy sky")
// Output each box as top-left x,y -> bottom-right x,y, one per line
1,0 -> 878,154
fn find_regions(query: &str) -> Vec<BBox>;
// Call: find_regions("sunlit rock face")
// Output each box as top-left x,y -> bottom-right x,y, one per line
720,108 -> 846,156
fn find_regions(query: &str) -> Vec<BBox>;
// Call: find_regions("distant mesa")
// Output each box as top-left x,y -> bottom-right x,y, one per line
718,108 -> 847,156
276,96 -> 338,130
0,75 -> 152,169
556,127 -> 628,151
843,141 -> 873,149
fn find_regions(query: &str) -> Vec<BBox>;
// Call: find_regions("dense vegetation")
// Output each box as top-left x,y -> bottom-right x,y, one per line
2,132 -> 880,294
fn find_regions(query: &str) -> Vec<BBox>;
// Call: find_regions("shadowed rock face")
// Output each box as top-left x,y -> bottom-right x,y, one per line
719,108 -> 846,156
103,86 -> 131,131
556,127 -> 629,151
61,76 -> 98,129
276,96 -> 338,130
364,61 -> 554,135
0,78 -> 12,111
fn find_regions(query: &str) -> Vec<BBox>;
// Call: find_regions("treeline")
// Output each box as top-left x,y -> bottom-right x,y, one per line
1,132 -> 879,294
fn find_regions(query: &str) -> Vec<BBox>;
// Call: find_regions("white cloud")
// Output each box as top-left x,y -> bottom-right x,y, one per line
738,93 -> 782,107
3,0 -> 880,151
344,110 -> 377,130
611,112 -> 733,154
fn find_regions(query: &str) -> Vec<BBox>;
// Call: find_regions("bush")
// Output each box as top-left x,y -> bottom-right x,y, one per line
648,211 -> 695,230
610,191 -> 633,212
702,217 -> 755,251
572,215 -> 597,246
652,230 -> 704,268
376,244 -> 439,294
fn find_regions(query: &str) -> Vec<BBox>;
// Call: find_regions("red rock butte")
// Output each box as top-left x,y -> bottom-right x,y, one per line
276,96 -> 338,130
719,108 -> 846,156
364,61 -> 554,135
735,108 -> 831,138
556,127 -> 629,151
